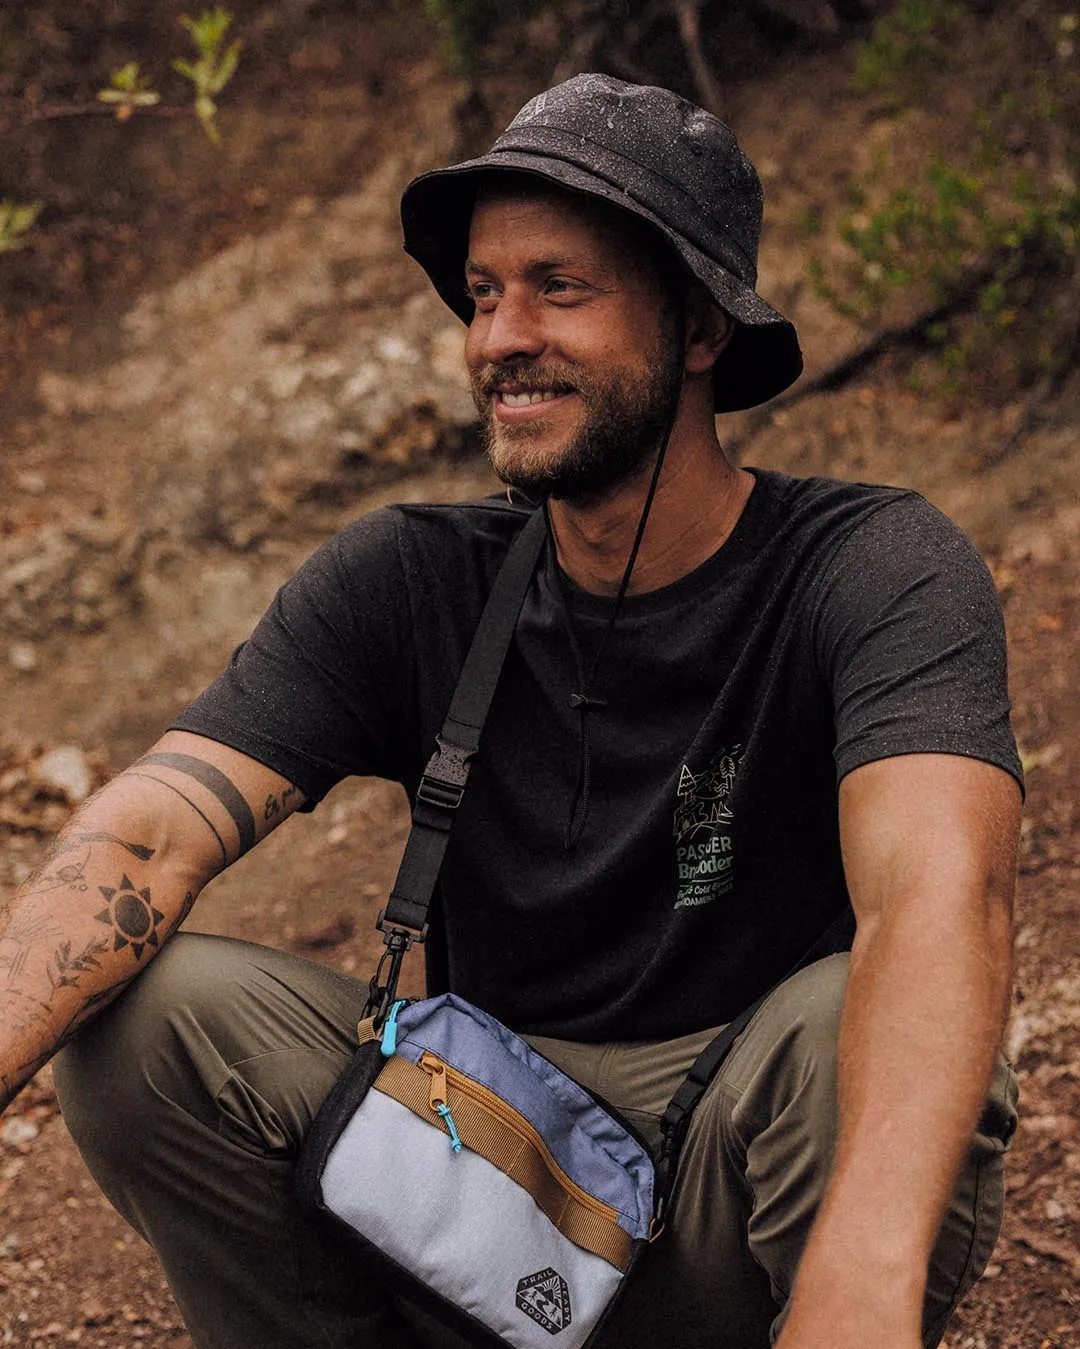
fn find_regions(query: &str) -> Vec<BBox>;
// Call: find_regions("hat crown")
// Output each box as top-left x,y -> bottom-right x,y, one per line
398,75 -> 802,411
498,75 -> 763,286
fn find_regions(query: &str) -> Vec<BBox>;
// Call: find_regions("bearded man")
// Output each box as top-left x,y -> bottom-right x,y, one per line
0,75 -> 1021,1349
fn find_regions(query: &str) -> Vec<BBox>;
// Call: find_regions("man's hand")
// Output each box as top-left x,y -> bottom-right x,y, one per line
0,729 -> 306,1111
777,752 -> 1019,1345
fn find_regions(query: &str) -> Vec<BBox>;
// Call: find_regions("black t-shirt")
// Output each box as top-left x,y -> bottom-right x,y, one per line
175,469 -> 1022,1040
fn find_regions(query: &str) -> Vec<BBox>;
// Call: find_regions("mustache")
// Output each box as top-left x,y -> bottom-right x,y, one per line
473,362 -> 581,400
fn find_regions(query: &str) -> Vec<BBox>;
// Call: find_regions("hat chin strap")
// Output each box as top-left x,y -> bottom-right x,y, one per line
560,311 -> 687,849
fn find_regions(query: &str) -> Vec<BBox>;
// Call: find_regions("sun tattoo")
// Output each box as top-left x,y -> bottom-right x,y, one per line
95,875 -> 165,960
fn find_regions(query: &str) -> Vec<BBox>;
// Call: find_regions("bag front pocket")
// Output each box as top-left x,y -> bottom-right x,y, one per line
317,1053 -> 636,1349
381,1051 -> 634,1274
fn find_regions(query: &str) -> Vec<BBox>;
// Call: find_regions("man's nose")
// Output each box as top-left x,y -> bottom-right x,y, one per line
475,293 -> 546,365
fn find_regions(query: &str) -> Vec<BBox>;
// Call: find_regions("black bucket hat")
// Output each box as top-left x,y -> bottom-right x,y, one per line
400,74 -> 801,412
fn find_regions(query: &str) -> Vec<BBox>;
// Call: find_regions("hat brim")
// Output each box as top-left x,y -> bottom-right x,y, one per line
401,151 -> 802,413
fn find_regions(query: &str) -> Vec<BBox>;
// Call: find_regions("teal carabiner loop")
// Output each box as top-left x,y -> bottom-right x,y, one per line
380,999 -> 407,1057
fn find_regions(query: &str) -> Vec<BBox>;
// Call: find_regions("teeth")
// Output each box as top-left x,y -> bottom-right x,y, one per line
500,390 -> 563,407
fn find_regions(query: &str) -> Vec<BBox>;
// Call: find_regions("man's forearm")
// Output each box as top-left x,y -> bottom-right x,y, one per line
1,730 -> 308,1112
781,901 -> 1011,1341
0,783 -> 207,1110
777,754 -> 1019,1348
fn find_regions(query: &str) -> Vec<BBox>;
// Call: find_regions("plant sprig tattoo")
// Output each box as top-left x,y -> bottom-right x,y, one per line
45,934 -> 111,992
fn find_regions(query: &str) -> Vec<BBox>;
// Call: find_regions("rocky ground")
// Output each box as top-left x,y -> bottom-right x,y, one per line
1,7 -> 1078,1347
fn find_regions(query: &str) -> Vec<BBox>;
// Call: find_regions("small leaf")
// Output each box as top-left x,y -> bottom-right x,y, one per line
209,39 -> 242,94
112,62 -> 141,90
0,199 -> 43,254
97,61 -> 160,117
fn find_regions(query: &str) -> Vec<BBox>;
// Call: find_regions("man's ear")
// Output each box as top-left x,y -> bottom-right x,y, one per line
684,288 -> 734,376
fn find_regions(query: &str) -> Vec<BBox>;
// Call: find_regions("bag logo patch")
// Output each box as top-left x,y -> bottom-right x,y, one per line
516,1268 -> 572,1335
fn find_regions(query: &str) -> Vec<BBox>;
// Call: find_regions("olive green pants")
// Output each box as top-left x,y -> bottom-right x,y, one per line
54,934 -> 1016,1349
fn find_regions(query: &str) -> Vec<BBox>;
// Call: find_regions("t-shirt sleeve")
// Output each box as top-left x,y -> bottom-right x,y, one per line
812,494 -> 1024,792
172,506 -> 416,806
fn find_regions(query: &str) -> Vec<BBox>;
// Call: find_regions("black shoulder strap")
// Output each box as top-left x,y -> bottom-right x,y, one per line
365,507 -> 547,1018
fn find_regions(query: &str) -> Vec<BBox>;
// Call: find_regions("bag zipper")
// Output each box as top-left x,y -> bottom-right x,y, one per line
419,1053 -> 464,1152
418,1051 -> 619,1223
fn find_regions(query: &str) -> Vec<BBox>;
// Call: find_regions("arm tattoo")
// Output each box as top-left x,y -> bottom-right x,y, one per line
263,783 -> 299,821
25,846 -> 91,897
45,831 -> 156,863
1,909 -> 64,981
125,771 -> 228,867
95,875 -> 166,960
134,752 -> 256,853
23,833 -> 156,895
175,889 -> 196,928
46,934 -> 111,991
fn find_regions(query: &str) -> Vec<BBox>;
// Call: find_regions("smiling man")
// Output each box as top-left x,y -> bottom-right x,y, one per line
0,75 -> 1022,1349
465,183 -> 691,501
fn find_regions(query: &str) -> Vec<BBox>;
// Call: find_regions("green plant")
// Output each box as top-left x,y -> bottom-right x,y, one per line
414,0 -> 508,77
810,1 -> 1080,400
0,9 -> 242,259
0,199 -> 42,254
173,7 -> 242,144
814,152 -> 1080,385
96,62 -> 161,122
853,0 -> 965,97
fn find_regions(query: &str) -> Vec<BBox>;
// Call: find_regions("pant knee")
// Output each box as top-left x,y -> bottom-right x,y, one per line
56,934 -> 272,1153
57,932 -> 365,1172
773,951 -> 848,1056
725,953 -> 847,1112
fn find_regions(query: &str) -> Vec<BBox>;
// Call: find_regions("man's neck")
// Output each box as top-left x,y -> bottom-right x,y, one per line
547,434 -> 754,596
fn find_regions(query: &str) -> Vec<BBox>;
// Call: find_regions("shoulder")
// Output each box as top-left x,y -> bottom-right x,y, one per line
800,480 -> 1021,788
747,467 -> 914,543
323,495 -> 530,577
289,495 -> 532,610
389,495 -> 533,565
816,486 -> 992,597
746,468 -> 981,581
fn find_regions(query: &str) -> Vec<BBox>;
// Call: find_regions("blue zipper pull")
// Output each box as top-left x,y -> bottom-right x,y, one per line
380,999 -> 407,1057
436,1102 -> 463,1154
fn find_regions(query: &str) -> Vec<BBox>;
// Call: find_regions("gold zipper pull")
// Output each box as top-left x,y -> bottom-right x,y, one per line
419,1051 -> 448,1109
418,1052 -> 463,1153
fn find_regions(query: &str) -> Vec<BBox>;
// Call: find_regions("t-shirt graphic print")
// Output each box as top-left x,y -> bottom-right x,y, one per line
674,745 -> 742,909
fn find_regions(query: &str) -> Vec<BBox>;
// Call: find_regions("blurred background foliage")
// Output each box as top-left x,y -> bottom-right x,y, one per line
807,0 -> 1080,403
1,0 -> 1079,407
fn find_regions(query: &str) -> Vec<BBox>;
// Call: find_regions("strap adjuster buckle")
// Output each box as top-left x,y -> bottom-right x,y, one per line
415,735 -> 473,811
375,909 -> 428,947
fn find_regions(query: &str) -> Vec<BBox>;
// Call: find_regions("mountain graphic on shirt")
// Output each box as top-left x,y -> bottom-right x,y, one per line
673,746 -> 742,909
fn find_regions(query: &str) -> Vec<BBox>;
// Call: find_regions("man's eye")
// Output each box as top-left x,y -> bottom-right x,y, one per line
544,277 -> 585,301
467,282 -> 497,305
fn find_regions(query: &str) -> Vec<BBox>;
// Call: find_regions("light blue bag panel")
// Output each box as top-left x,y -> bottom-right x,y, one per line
393,996 -> 654,1240
323,1087 -> 624,1349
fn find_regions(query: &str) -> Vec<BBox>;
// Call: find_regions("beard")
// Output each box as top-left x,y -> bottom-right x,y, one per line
471,345 -> 683,503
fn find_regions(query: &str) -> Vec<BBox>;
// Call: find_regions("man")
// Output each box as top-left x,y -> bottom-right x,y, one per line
0,76 -> 1021,1349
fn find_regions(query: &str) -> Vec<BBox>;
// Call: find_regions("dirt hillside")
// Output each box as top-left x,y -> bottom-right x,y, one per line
1,6 -> 1077,1347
